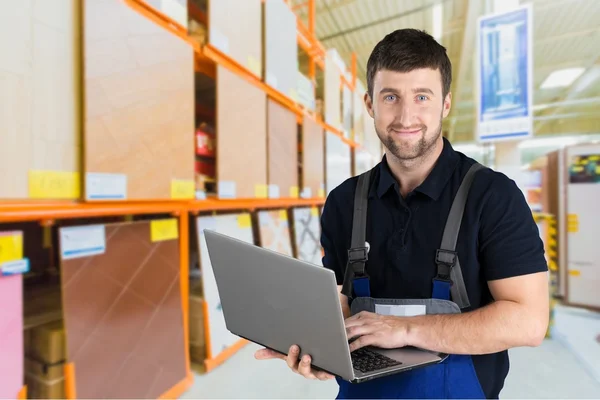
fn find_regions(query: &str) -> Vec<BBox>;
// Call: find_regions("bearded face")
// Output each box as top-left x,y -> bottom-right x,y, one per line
365,68 -> 451,163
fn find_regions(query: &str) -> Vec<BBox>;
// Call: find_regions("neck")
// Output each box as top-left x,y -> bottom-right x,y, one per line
386,138 -> 444,198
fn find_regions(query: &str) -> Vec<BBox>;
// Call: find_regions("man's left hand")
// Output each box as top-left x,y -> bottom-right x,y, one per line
345,311 -> 411,352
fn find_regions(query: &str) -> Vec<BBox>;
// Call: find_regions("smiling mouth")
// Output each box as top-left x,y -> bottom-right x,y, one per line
391,128 -> 422,135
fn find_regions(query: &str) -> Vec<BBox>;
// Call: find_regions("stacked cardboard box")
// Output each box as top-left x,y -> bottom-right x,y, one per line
24,321 -> 66,399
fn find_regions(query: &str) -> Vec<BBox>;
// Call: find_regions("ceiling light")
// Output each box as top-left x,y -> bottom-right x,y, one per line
540,68 -> 586,89
432,3 -> 443,41
517,135 -> 583,149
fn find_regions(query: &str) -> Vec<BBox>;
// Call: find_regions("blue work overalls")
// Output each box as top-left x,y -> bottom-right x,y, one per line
336,163 -> 486,399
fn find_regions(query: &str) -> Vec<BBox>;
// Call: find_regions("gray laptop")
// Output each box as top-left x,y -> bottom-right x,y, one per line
203,229 -> 446,383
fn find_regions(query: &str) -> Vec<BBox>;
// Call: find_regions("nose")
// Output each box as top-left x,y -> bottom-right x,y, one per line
397,99 -> 413,127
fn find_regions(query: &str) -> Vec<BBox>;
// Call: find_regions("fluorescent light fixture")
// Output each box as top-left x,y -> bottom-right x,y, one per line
540,68 -> 585,89
517,135 -> 581,149
453,143 -> 484,153
432,3 -> 443,41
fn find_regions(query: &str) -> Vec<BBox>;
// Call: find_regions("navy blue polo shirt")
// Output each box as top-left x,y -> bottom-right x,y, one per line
320,138 -> 548,398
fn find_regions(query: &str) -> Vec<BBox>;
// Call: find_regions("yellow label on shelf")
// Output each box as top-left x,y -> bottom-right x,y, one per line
238,214 -> 251,228
569,270 -> 581,277
318,188 -> 325,198
596,165 -> 600,174
289,186 -> 299,198
29,170 -> 80,199
171,179 -> 195,199
279,210 -> 288,221
255,184 -> 268,199
310,207 -> 319,217
568,224 -> 579,233
0,232 -> 23,264
247,56 -> 261,77
150,219 -> 179,242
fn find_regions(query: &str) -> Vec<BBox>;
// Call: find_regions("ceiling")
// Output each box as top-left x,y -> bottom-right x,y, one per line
291,0 -> 600,143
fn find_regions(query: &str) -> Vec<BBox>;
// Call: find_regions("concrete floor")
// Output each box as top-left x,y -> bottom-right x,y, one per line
181,338 -> 600,399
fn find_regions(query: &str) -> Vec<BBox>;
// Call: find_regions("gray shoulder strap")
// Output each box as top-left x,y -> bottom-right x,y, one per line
340,169 -> 372,298
437,162 -> 484,309
351,170 -> 372,250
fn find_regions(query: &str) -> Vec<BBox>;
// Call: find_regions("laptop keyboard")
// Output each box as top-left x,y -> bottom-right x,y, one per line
351,348 -> 402,373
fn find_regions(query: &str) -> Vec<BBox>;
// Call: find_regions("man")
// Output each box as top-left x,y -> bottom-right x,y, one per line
256,28 -> 549,398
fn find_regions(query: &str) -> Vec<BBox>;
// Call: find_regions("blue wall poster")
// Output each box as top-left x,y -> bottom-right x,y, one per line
477,4 -> 533,142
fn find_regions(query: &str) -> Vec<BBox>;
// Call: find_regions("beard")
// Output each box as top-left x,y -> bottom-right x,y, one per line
375,114 -> 443,162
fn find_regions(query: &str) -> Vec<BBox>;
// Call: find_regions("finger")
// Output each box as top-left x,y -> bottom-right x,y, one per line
316,370 -> 335,381
254,348 -> 285,360
349,335 -> 377,352
298,355 -> 317,379
346,323 -> 379,340
346,311 -> 376,323
286,345 -> 301,371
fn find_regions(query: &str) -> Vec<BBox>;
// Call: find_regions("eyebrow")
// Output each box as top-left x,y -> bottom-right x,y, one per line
379,87 -> 435,95
379,88 -> 399,95
412,87 -> 435,95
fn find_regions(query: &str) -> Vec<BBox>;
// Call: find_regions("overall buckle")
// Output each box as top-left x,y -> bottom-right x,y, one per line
348,247 -> 368,276
435,249 -> 457,282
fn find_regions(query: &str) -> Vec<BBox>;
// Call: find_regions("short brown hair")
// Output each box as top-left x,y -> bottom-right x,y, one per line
366,29 -> 452,99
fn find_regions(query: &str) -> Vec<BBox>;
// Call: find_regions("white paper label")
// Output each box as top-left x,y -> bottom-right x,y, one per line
86,173 -> 127,200
218,181 -> 236,199
195,190 -> 207,200
375,304 -> 426,317
301,187 -> 312,199
268,184 -> 280,199
210,27 -> 230,54
1,258 -> 30,276
60,225 -> 106,260
266,72 -> 278,90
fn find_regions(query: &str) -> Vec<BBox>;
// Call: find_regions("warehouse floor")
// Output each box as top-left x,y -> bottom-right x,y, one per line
182,336 -> 600,399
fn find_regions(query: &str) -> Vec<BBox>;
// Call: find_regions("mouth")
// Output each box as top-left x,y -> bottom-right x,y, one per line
391,128 -> 422,136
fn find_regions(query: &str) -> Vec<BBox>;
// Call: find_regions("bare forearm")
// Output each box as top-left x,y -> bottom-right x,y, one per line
406,300 -> 547,355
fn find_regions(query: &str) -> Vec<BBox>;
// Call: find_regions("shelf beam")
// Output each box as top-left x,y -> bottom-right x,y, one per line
0,199 -> 325,223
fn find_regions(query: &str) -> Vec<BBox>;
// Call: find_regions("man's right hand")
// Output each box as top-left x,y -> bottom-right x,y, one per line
254,345 -> 335,381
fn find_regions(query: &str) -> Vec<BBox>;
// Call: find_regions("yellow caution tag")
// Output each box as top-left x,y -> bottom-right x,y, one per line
0,231 -> 23,264
279,210 -> 288,221
238,214 -> 251,228
310,207 -> 319,217
29,170 -> 80,199
569,270 -> 581,277
171,179 -> 195,199
255,184 -> 268,199
150,219 -> 179,242
289,186 -> 299,198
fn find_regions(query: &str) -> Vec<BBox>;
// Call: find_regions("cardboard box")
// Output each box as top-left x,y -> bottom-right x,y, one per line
25,372 -> 65,400
26,320 -> 65,366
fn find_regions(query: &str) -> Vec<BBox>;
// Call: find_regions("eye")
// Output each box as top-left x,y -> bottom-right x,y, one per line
416,95 -> 429,102
384,95 -> 396,102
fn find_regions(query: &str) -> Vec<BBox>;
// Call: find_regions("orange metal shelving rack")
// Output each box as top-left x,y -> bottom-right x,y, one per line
2,0 -> 357,398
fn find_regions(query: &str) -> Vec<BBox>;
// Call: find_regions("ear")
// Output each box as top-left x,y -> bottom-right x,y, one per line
442,91 -> 452,118
364,92 -> 375,118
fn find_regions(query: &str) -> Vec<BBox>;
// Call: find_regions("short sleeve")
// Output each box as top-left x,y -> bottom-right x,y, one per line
320,193 -> 346,285
478,173 -> 548,281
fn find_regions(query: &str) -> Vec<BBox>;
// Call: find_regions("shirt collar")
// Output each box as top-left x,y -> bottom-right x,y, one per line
375,138 -> 460,201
